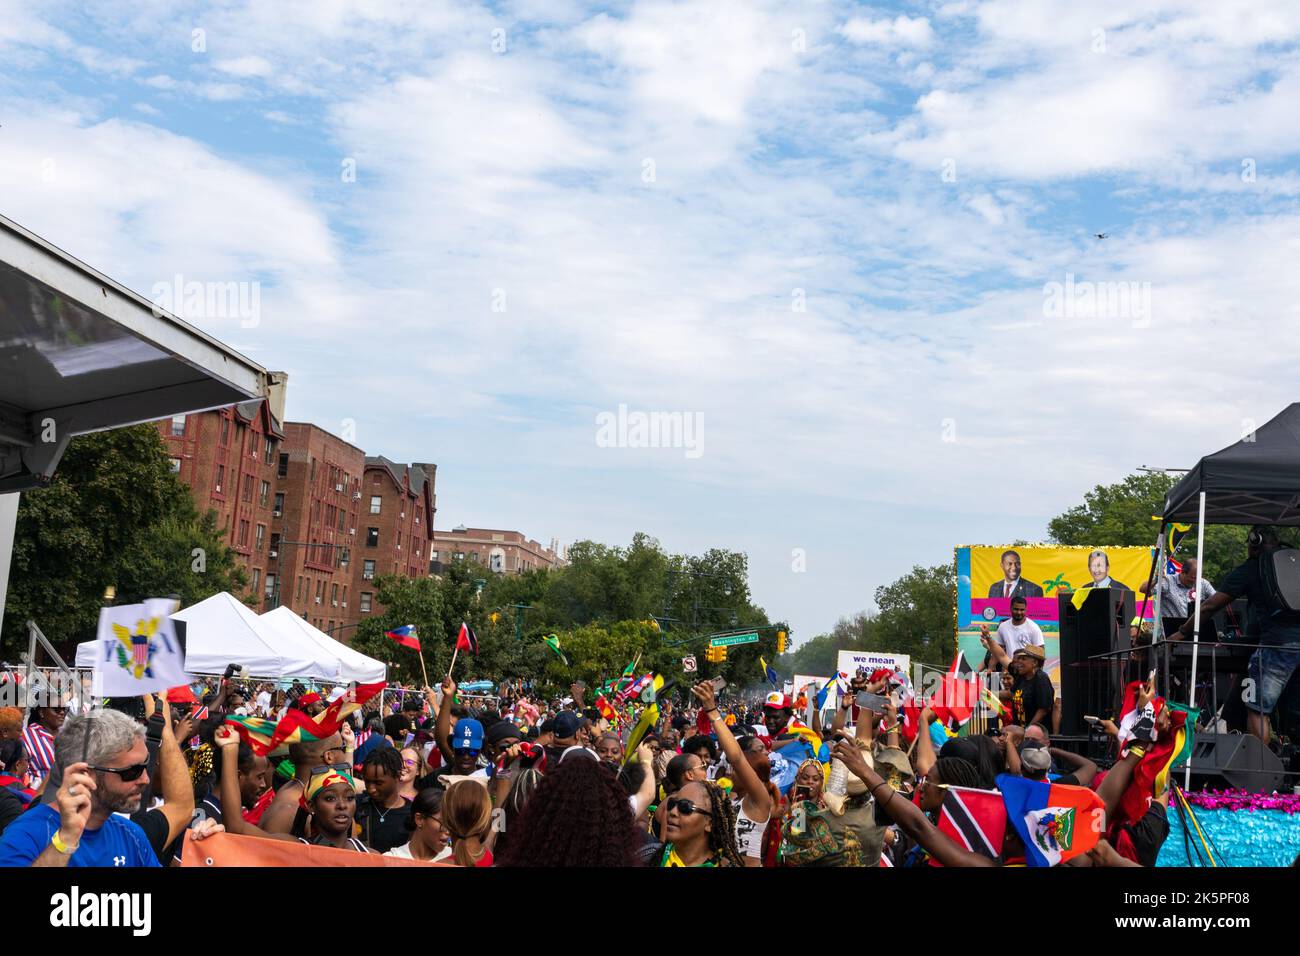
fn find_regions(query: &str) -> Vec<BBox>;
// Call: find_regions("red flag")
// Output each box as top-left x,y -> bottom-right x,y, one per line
455,622 -> 479,656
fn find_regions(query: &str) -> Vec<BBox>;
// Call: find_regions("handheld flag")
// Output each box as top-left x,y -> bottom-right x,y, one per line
225,681 -> 385,756
95,599 -> 188,697
455,622 -> 479,656
385,625 -> 421,652
760,656 -> 779,686
1166,557 -> 1183,576
622,674 -> 665,764
542,633 -> 568,666
933,786 -> 1007,864
997,774 -> 1104,867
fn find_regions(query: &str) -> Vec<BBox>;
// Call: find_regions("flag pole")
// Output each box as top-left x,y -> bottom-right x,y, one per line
447,645 -> 459,680
417,647 -> 430,690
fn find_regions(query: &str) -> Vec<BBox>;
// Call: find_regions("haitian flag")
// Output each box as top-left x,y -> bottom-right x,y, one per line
385,625 -> 420,652
997,774 -> 1103,867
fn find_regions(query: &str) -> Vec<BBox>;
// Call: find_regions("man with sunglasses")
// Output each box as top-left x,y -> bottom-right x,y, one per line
0,710 -> 164,866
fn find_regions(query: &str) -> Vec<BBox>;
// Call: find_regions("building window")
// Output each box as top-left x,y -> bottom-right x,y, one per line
264,437 -> 275,465
431,550 -> 438,561
252,568 -> 261,593
255,524 -> 265,552
342,586 -> 348,607
366,527 -> 379,547
242,477 -> 254,503
238,520 -> 250,546
168,456 -> 182,473
170,415 -> 186,437
220,418 -> 230,445
363,559 -> 375,580
369,495 -> 382,514
273,492 -> 284,516
331,583 -> 338,606
264,573 -> 275,599
360,592 -> 373,613
338,510 -> 345,532
259,480 -> 270,507
316,579 -> 324,602
455,552 -> 465,561
278,453 -> 289,477
214,463 -> 224,494
270,533 -> 280,557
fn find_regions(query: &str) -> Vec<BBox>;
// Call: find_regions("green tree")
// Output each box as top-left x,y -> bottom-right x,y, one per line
1047,472 -> 1248,585
871,564 -> 954,669
3,425 -> 247,657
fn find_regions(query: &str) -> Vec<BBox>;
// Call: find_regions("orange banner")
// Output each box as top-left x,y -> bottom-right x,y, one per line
180,831 -> 448,867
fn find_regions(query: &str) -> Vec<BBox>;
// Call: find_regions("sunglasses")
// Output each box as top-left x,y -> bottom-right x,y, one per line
664,797 -> 709,817
309,762 -> 353,777
88,762 -> 149,782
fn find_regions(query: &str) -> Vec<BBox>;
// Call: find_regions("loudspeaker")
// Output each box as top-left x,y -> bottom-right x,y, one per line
1058,588 -> 1134,736
1187,732 -> 1286,794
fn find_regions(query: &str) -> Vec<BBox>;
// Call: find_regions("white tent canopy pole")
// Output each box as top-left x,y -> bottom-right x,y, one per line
1185,491 -> 1207,789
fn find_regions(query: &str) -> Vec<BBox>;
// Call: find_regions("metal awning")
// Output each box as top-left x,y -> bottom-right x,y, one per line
0,212 -> 267,491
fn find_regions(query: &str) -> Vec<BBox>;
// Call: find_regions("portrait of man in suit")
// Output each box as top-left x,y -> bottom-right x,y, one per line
987,549 -> 1044,599
1079,549 -> 1130,591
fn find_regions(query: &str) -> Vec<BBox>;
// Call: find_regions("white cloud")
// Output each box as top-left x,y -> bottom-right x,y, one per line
840,15 -> 934,47
214,55 -> 273,78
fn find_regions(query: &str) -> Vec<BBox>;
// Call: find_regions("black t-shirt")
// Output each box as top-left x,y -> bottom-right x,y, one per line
1010,669 -> 1054,727
129,807 -> 172,860
354,793 -> 411,852
1219,554 -> 1300,636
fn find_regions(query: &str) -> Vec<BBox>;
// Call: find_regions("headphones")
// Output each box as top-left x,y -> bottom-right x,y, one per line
1248,526 -> 1266,547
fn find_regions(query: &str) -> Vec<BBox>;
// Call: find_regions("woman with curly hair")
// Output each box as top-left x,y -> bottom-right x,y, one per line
498,752 -> 644,867
659,779 -> 743,867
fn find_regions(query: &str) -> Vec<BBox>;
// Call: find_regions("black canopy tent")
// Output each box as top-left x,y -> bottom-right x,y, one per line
1159,402 -> 1299,789
1163,403 -> 1300,526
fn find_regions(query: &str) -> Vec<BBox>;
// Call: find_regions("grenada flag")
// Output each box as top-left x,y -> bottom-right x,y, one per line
996,774 -> 1104,867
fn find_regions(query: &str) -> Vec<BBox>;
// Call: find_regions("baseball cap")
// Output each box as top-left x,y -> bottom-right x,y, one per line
298,692 -> 322,706
764,692 -> 792,710
453,718 -> 484,751
554,711 -> 582,740
166,685 -> 197,704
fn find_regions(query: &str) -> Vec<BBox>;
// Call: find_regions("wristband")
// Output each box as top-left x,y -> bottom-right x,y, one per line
51,830 -> 78,854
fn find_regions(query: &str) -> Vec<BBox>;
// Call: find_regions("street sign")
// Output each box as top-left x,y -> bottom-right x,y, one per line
709,632 -> 759,648
682,656 -> 697,672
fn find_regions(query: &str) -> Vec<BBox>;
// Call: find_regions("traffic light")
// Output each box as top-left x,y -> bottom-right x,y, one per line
776,630 -> 787,654
705,644 -> 727,663
490,612 -> 501,624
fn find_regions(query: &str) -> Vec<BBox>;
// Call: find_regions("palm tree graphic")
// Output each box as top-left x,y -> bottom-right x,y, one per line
1042,574 -> 1070,594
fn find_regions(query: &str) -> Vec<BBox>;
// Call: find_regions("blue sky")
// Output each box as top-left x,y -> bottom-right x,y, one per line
4,1 -> 1300,647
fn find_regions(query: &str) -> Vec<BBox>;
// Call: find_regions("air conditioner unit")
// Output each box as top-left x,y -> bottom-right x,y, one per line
349,528 -> 356,535
332,601 -> 338,607
335,484 -> 343,492
342,602 -> 348,608
273,509 -> 282,517
314,597 -> 321,604
268,549 -> 278,559
353,492 -> 361,500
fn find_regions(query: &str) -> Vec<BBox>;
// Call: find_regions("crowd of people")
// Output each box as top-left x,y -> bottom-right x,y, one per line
0,655 -> 1179,867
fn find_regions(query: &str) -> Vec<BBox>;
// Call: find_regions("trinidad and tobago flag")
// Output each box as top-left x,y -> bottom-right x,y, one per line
385,625 -> 420,652
931,786 -> 1007,865
455,622 -> 479,656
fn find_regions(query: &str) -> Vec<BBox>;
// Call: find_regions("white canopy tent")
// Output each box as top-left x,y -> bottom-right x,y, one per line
75,591 -> 318,680
260,606 -> 387,684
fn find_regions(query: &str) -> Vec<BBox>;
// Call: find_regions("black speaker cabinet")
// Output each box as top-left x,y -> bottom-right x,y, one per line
1187,732 -> 1286,794
1058,588 -> 1134,736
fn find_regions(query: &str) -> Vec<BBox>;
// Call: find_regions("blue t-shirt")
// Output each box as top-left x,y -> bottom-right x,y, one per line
0,803 -> 160,867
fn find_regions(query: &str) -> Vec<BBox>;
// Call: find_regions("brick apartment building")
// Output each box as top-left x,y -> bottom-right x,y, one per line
156,372 -> 288,607
270,422 -> 366,637
354,457 -> 436,624
430,527 -> 565,576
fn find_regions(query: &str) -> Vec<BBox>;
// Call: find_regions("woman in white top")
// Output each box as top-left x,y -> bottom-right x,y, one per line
385,787 -> 452,862
691,681 -> 772,866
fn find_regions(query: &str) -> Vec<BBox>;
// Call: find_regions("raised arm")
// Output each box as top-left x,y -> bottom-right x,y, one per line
214,727 -> 296,842
831,741 -> 995,867
914,706 -> 938,778
692,682 -> 770,822
153,698 -> 196,847
435,677 -> 456,763
980,626 -> 1011,668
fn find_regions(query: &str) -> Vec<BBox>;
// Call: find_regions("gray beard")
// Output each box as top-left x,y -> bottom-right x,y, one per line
98,789 -> 143,815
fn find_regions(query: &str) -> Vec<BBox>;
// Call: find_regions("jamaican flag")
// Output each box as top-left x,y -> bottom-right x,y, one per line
543,633 -> 568,666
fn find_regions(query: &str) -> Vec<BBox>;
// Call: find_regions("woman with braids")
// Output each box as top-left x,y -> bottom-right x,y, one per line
659,779 -> 743,867
691,680 -> 771,866
442,778 -> 495,866
356,746 -> 412,851
499,751 -> 644,867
